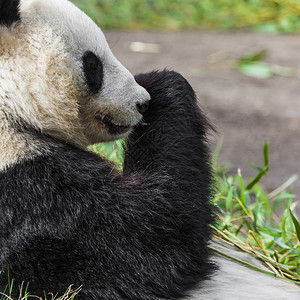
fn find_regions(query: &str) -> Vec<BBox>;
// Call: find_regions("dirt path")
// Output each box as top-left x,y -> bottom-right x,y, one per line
105,30 -> 300,198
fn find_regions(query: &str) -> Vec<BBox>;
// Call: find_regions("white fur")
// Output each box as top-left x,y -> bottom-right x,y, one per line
0,0 -> 150,170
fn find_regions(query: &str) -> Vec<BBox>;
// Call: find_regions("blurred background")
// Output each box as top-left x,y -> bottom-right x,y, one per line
72,0 -> 300,198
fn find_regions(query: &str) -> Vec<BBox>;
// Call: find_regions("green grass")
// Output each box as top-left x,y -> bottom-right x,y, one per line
212,140 -> 300,284
71,0 -> 300,33
0,274 -> 80,300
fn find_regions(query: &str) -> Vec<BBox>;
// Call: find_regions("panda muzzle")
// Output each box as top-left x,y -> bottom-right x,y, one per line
95,113 -> 130,134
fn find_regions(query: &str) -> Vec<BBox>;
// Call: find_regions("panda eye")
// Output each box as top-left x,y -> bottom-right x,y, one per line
82,51 -> 104,93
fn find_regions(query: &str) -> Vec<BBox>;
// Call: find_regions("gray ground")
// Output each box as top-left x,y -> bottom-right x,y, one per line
105,30 -> 300,199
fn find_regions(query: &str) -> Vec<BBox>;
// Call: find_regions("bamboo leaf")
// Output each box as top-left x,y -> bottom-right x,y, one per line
238,170 -> 246,205
248,161 -> 263,172
246,165 -> 268,190
237,61 -> 273,79
263,139 -> 269,168
238,50 -> 267,63
289,209 -> 300,242
226,186 -> 233,211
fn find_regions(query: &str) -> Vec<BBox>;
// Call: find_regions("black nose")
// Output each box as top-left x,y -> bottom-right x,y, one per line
136,101 -> 149,114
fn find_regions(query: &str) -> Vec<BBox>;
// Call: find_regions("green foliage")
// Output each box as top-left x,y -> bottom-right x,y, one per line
246,140 -> 269,190
213,140 -> 300,284
236,50 -> 293,79
0,273 -> 80,300
289,209 -> 300,242
71,0 -> 300,32
88,140 -> 124,170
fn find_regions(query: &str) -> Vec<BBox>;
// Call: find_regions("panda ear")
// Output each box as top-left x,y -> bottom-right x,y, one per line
0,0 -> 21,26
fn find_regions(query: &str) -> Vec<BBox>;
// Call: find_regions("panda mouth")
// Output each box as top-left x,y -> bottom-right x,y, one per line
95,113 -> 131,135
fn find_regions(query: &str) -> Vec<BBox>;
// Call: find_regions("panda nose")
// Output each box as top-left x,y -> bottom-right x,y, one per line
136,101 -> 149,114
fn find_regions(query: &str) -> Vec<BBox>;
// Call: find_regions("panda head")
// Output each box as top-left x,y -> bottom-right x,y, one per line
0,0 -> 150,148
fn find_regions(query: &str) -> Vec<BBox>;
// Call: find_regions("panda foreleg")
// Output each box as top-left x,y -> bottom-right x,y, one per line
113,70 -> 216,298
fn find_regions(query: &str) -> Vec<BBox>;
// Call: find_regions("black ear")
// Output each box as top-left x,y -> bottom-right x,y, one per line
0,0 -> 20,26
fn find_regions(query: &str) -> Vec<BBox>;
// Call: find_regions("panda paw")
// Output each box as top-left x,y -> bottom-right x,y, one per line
135,70 -> 196,104
134,70 -> 201,125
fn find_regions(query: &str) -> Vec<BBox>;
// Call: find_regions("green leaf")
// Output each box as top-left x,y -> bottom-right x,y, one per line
226,186 -> 233,211
237,61 -> 273,79
263,140 -> 269,168
274,238 -> 291,250
253,204 -> 260,231
265,224 -> 282,234
238,171 -> 245,205
246,165 -> 268,190
246,140 -> 270,190
284,197 -> 292,211
235,221 -> 244,235
272,196 -> 284,211
289,209 -> 300,242
282,212 -> 287,233
248,161 -> 263,172
274,193 -> 296,201
245,191 -> 251,208
239,50 -> 267,63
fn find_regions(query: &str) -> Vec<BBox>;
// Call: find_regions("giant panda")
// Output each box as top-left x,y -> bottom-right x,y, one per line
0,0 -> 215,299
0,1 -> 299,300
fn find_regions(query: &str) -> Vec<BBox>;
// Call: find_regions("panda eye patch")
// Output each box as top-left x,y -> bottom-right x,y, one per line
82,51 -> 103,93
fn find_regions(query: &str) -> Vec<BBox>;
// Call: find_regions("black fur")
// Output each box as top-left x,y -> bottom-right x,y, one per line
82,51 -> 104,93
0,70 -> 216,299
0,0 -> 20,26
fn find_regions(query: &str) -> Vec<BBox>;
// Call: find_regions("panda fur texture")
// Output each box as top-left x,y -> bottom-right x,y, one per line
1,1 -> 299,300
0,0 -> 215,299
